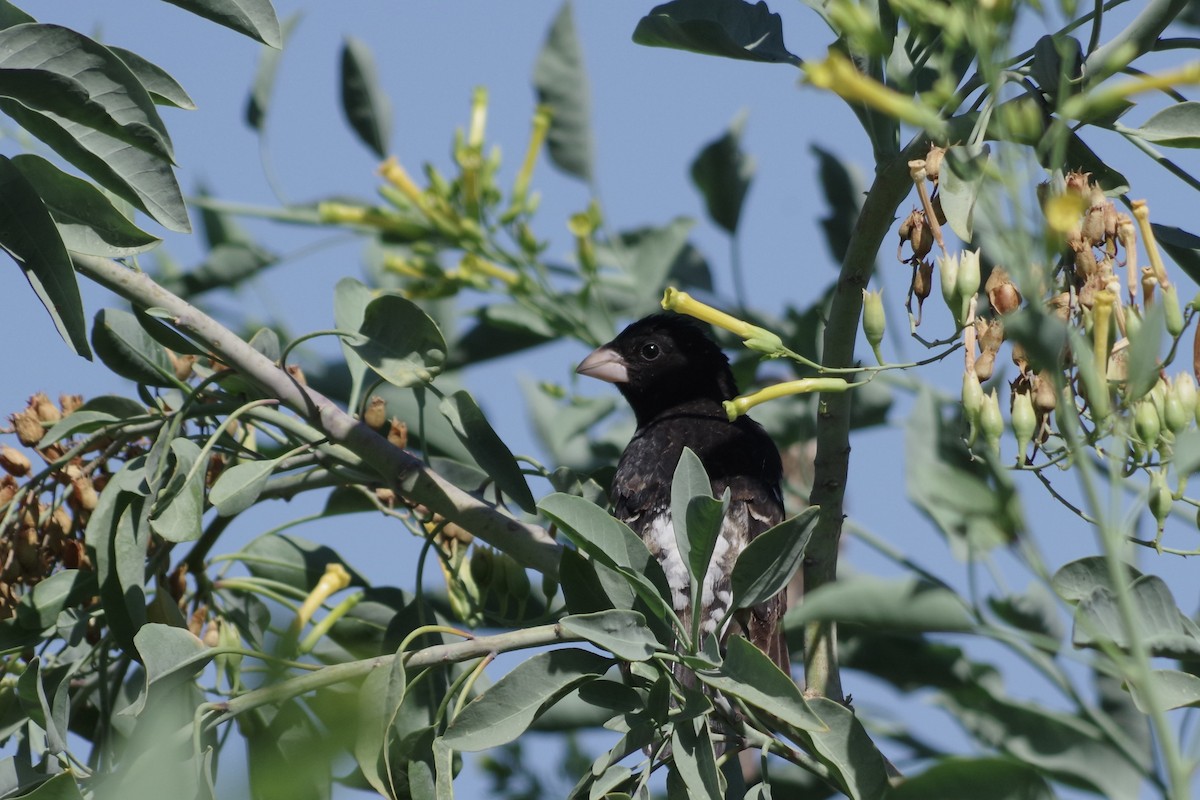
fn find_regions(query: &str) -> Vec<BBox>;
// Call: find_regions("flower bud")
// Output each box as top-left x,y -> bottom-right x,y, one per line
1011,389 -> 1036,463
862,289 -> 885,363
957,250 -> 982,320
980,389 -> 1004,457
469,546 -> 494,588
1173,372 -> 1197,424
1149,470 -> 1173,541
1135,400 -> 1161,451
939,252 -> 960,316
364,396 -> 387,430
1163,283 -> 1185,337
962,372 -> 984,443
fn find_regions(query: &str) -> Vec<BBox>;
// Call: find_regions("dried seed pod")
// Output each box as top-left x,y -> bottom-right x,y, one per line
169,352 -> 197,382
71,475 -> 99,512
59,395 -> 84,416
1033,372 -> 1058,414
985,267 -> 1022,315
10,410 -> 42,447
0,447 -> 30,477
1081,187 -> 1108,247
925,145 -> 946,184
364,396 -> 387,429
1064,170 -> 1091,198
975,350 -> 996,382
387,419 -> 408,449
30,393 -> 60,425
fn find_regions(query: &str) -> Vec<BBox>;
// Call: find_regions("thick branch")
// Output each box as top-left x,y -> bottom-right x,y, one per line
72,253 -> 563,578
804,137 -> 929,701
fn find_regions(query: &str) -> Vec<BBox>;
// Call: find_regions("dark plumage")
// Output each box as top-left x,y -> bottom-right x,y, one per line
576,313 -> 789,674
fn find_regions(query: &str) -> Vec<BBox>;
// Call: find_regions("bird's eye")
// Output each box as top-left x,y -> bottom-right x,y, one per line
640,342 -> 661,361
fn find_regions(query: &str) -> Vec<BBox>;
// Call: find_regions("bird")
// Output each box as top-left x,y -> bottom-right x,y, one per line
576,312 -> 789,675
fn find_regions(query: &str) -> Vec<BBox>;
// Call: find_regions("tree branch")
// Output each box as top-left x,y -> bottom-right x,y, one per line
803,136 -> 929,701
71,253 -> 563,578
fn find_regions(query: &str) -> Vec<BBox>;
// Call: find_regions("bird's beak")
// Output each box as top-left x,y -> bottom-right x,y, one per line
576,345 -> 629,384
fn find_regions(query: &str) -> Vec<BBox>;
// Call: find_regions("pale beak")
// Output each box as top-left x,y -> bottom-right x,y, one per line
576,345 -> 629,384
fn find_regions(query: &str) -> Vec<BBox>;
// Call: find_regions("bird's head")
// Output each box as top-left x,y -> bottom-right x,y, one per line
576,313 -> 739,424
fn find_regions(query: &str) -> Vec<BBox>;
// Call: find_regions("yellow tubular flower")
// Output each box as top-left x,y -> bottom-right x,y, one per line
293,563 -> 352,633
661,288 -> 784,355
1131,200 -> 1170,289
804,51 -> 948,136
378,157 -> 428,210
723,378 -> 850,421
1092,289 -> 1116,384
513,106 -> 551,202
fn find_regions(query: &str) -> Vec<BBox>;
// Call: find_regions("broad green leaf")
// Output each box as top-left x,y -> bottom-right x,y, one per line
670,710 -> 722,800
12,773 -> 84,800
1051,556 -> 1142,604
157,242 -> 276,297
597,218 -> 695,319
697,636 -> 824,731
731,505 -> 817,609
887,757 -> 1053,800
811,144 -> 863,266
340,36 -> 391,158
347,293 -> 446,388
162,0 -> 282,48
987,583 -> 1064,644
245,700 -> 334,800
135,623 -> 212,693
690,112 -> 754,235
84,456 -> 149,651
150,437 -> 205,542
0,1 -> 31,27
561,610 -> 661,661
1128,669 -> 1200,713
1125,300 -> 1163,401
538,493 -> 673,617
633,0 -> 802,66
1153,223 -> 1200,286
39,395 -> 148,446
1129,101 -> 1200,148
791,697 -> 890,800
209,458 -> 279,517
1073,575 -> 1200,659
559,547 -> 616,616
438,390 -> 536,513
905,389 -> 1024,554
0,154 -> 89,357
533,1 -> 594,182
16,659 -> 61,751
244,12 -> 299,129
669,447 -> 713,591
11,154 -> 160,256
939,144 -> 989,242
786,576 -> 972,632
109,46 -> 196,110
334,276 -> 372,404
442,648 -> 611,751
15,570 -> 96,632
354,653 -> 407,797
0,24 -> 173,159
0,99 -> 190,232
237,533 -> 367,592
92,307 -> 176,387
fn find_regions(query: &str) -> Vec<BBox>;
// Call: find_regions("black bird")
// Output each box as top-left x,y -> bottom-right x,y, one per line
576,313 -> 789,674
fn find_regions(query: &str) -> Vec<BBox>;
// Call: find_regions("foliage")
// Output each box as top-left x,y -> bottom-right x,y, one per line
1,1 -> 1200,798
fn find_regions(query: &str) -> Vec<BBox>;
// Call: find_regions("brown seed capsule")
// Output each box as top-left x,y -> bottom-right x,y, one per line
60,538 -> 84,569
985,267 -> 1022,315
0,476 -> 16,507
169,563 -> 188,603
191,606 -> 208,638
205,453 -> 226,489
15,527 -> 40,573
924,145 -> 946,184
0,447 -> 30,477
1065,170 -> 1091,197
30,393 -> 60,424
168,352 -> 197,382
71,476 -> 99,512
364,396 -> 387,429
913,260 -> 933,303
1033,371 -> 1058,414
47,506 -> 72,540
387,418 -> 408,449
10,409 -> 43,447
59,395 -> 84,416
975,350 -> 996,381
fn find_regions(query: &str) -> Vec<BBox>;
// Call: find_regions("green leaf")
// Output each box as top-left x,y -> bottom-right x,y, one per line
1051,556 -> 1142,604
561,610 -> 662,661
786,576 -> 972,632
731,505 -> 817,609
1129,101 -> 1200,148
149,438 -> 205,543
16,659 -> 62,752
333,276 -> 372,403
158,242 -> 276,297
533,1 -> 594,182
0,99 -> 190,232
39,395 -> 149,446
0,24 -> 173,160
109,46 -> 196,110
1152,223 -> 1200,286
0,154 -> 90,357
162,0 -> 282,47
244,12 -> 299,129
698,637 -> 824,731
340,36 -> 391,158
135,623 -> 212,695
670,710 -> 722,800
938,143 -> 990,242
238,533 -> 367,592
441,648 -> 612,751
84,456 -> 149,651
438,390 -> 536,513
633,0 -> 802,66
12,773 -> 84,800
811,144 -> 863,266
987,583 -> 1064,644
1128,669 -> 1200,713
1125,300 -> 1163,400
354,650 -> 407,797
16,569 -> 96,632
887,757 -> 1053,800
347,293 -> 447,388
1073,575 -> 1200,659
209,458 -> 278,517
791,697 -> 890,800
1063,132 -> 1129,195
669,447 -> 713,589
92,307 -> 176,387
11,154 -> 161,256
690,112 -> 754,235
